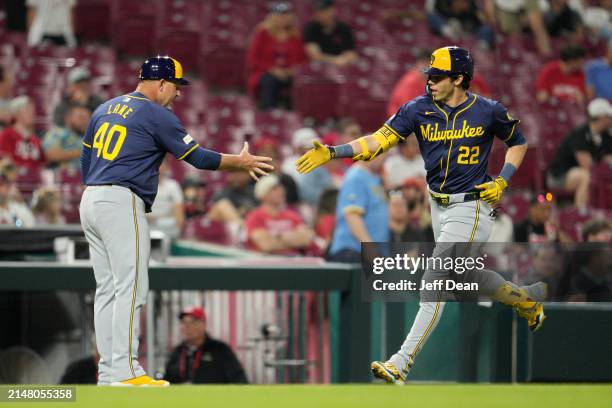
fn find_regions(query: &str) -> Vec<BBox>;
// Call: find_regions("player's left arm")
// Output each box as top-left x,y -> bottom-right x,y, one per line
476,103 -> 528,205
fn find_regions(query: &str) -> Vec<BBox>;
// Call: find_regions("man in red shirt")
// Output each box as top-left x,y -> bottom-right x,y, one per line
387,50 -> 431,117
536,44 -> 587,104
245,174 -> 315,256
0,96 -> 45,170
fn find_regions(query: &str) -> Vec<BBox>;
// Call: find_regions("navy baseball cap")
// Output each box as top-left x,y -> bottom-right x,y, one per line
423,46 -> 474,80
139,56 -> 189,85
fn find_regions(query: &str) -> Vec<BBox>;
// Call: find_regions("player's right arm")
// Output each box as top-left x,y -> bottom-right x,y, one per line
296,102 -> 415,174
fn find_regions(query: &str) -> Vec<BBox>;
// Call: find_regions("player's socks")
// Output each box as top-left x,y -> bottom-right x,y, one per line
110,375 -> 170,387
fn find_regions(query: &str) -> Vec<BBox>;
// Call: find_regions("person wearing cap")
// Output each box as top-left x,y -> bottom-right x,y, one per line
79,56 -> 273,387
53,66 -> 103,126
246,1 -> 306,110
535,44 -> 587,104
514,193 -> 561,243
0,96 -> 45,172
245,174 -> 315,255
164,307 -> 248,384
253,137 -> 300,205
327,156 -> 389,263
43,104 -> 91,171
547,98 -> 612,208
303,0 -> 358,67
585,38 -> 612,100
296,46 -> 548,384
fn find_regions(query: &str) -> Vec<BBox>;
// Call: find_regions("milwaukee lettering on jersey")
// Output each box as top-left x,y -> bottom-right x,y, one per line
420,120 -> 485,142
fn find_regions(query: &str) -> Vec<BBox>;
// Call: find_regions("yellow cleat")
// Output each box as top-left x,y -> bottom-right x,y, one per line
516,302 -> 546,332
371,361 -> 406,385
111,375 -> 170,387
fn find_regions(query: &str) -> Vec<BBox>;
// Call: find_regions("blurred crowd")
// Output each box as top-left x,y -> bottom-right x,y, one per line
0,0 -> 609,283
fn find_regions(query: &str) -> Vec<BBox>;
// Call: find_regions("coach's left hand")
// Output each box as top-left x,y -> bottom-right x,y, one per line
475,176 -> 508,205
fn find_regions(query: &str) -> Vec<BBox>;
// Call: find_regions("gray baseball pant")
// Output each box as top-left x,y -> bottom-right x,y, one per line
80,185 -> 149,384
388,195 -> 508,374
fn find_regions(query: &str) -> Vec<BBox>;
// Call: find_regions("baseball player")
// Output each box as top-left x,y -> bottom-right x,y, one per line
80,56 -> 273,386
296,46 -> 547,384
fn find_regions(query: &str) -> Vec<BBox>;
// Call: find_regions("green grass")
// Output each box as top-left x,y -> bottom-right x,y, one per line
3,384 -> 612,408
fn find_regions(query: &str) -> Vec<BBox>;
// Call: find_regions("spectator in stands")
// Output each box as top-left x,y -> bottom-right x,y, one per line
182,177 -> 207,219
303,0 -> 358,67
388,189 -> 429,243
525,244 -> 564,300
483,0 -> 552,56
426,0 -> 495,49
0,65 -> 13,129
535,44 -> 587,104
387,50 -> 431,117
314,188 -> 338,252
246,2 -> 306,110
401,178 -> 435,242
254,137 -> 299,206
53,67 -> 103,126
585,38 -> 612,100
282,127 -> 318,180
31,186 -> 64,225
164,306 -> 248,384
544,0 -> 585,40
0,169 -> 35,227
60,351 -> 99,384
383,136 -> 426,188
0,96 -> 45,172
147,159 -> 185,239
578,0 -> 611,41
26,0 -> 77,47
208,171 -> 257,224
582,218 -> 611,242
43,104 -> 91,170
566,243 -> 612,301
327,158 -> 389,263
324,118 -> 362,182
282,128 -> 334,206
0,159 -> 23,203
514,193 -> 561,243
245,175 -> 315,255
547,98 -> 612,208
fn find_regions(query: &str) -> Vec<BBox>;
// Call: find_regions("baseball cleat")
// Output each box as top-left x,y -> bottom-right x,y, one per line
517,302 -> 546,332
110,375 -> 170,387
517,282 -> 547,332
371,361 -> 406,385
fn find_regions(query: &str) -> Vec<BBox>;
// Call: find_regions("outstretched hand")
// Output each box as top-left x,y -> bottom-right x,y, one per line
295,140 -> 332,174
239,142 -> 274,181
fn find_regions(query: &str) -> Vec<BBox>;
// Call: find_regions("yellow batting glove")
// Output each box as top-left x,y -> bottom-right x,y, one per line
295,140 -> 332,174
475,176 -> 508,205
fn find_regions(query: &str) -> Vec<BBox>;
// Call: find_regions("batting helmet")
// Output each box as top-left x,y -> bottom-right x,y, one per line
139,56 -> 189,85
423,46 -> 474,80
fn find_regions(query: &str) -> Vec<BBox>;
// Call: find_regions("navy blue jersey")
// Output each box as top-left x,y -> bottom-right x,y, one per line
82,92 -> 198,210
386,92 -> 526,193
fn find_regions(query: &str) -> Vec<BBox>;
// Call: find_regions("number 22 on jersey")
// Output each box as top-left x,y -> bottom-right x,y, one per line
457,146 -> 479,165
92,122 -> 127,161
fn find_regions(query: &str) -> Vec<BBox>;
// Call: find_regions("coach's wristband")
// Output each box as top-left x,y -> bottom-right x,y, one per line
499,163 -> 517,183
332,143 -> 353,159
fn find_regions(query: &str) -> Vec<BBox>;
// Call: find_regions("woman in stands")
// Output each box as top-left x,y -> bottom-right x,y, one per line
246,1 -> 306,110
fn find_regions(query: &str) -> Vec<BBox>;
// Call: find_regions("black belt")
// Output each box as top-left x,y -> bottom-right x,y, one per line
429,191 -> 480,206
